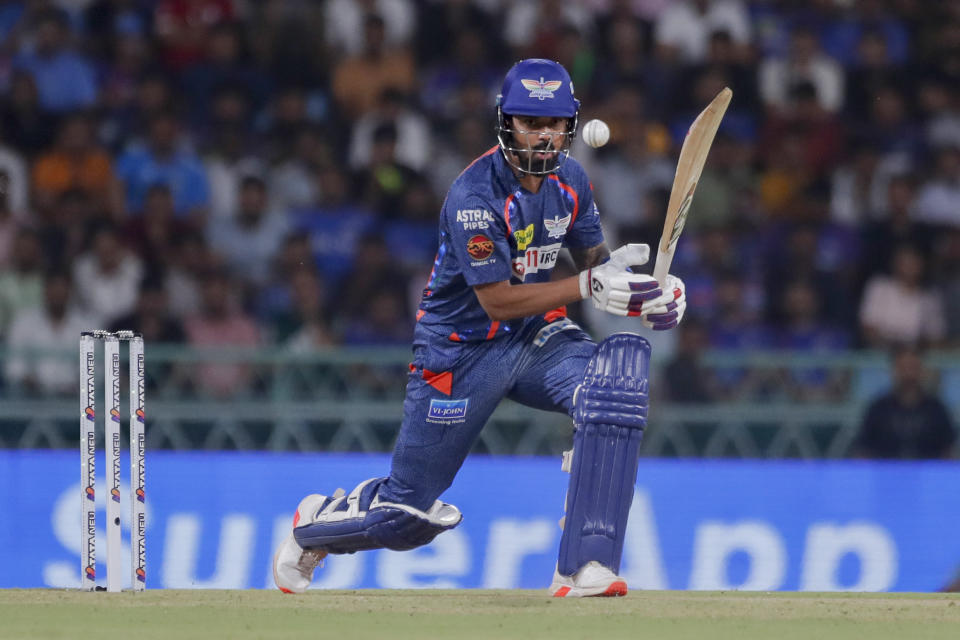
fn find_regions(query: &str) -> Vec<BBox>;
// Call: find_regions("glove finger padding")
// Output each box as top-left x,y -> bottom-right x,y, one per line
640,275 -> 686,329
607,243 -> 650,270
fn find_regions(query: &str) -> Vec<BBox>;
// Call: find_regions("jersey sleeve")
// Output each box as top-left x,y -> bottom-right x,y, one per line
564,173 -> 605,249
442,193 -> 512,286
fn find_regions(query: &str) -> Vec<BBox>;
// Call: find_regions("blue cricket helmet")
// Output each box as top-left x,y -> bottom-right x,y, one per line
497,58 -> 580,118
496,59 -> 580,175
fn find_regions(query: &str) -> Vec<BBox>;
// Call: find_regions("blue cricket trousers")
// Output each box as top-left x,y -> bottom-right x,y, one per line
378,318 -> 597,510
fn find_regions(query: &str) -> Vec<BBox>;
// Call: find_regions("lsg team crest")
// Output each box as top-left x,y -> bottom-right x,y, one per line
521,77 -> 562,100
467,235 -> 494,260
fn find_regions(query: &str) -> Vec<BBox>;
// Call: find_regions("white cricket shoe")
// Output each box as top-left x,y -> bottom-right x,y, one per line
272,493 -> 330,594
550,561 -> 628,597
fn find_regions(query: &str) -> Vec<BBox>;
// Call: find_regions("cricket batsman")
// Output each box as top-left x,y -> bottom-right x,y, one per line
273,59 -> 686,597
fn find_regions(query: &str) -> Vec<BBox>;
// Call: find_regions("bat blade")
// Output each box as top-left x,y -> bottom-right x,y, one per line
652,87 -> 732,285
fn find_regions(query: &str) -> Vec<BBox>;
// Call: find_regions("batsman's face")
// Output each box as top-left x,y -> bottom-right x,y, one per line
509,115 -> 570,165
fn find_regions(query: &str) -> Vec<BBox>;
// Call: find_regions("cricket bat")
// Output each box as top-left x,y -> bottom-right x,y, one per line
652,87 -> 732,285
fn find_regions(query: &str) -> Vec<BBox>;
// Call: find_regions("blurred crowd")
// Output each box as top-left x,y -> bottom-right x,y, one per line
0,0 -> 959,398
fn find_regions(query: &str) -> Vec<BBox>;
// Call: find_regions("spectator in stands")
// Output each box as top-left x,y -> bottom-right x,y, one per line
0,71 -> 56,156
0,227 -> 43,337
31,113 -> 120,220
271,265 -> 333,346
775,278 -> 851,402
203,87 -> 264,221
858,174 -> 935,283
333,232 -> 408,334
183,270 -> 260,397
916,77 -> 960,151
324,0 -> 415,57
96,13 -> 155,146
502,0 -> 593,62
854,84 -> 923,160
349,88 -> 431,172
913,146 -> 960,228
354,122 -> 427,219
13,8 -> 98,113
266,125 -> 326,214
4,269 -> 91,396
181,21 -> 269,131
72,223 -> 144,327
208,174 -> 288,294
429,115 -> 489,201
587,86 -> 674,246
331,13 -> 415,120
853,346 -> 956,459
341,286 -> 413,346
759,27 -> 844,115
125,183 -> 191,274
937,230 -> 960,347
0,126 -> 28,218
859,243 -> 946,348
844,29 -> 906,121
83,0 -> 155,62
164,231 -> 213,319
663,316 -> 717,403
109,275 -> 186,345
153,0 -> 235,70
419,29 -> 501,122
654,0 -> 751,65
114,110 -> 210,224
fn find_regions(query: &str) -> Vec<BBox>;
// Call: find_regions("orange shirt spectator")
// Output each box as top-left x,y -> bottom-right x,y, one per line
332,14 -> 415,120
32,114 -> 118,218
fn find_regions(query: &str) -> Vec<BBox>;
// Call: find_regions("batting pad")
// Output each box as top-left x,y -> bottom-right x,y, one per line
293,478 -> 462,553
557,333 -> 650,576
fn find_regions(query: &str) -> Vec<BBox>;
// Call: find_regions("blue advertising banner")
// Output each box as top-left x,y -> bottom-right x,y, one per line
1,451 -> 958,591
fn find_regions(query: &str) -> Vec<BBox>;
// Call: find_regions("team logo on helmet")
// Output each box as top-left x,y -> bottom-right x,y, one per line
467,234 -> 494,260
521,77 -> 563,100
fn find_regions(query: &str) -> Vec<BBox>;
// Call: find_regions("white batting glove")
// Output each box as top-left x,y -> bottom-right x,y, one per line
579,244 -> 665,317
640,274 -> 686,330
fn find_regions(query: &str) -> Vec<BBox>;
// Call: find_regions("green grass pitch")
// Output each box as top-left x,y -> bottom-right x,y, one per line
1,590 -> 958,640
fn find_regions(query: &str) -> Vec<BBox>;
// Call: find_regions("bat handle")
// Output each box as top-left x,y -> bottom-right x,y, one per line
652,247 -> 673,287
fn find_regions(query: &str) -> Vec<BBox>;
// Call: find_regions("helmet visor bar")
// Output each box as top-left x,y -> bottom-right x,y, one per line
497,113 -> 577,176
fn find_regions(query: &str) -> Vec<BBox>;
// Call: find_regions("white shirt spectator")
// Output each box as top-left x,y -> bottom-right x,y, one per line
912,180 -> 960,227
759,41 -> 844,113
349,110 -> 431,172
206,156 -> 266,220
503,1 -> 594,51
73,251 -> 143,327
859,276 -> 946,345
208,211 -> 289,287
912,151 -> 960,227
5,305 -> 92,394
324,0 -> 415,56
0,144 -> 29,217
654,0 -> 750,63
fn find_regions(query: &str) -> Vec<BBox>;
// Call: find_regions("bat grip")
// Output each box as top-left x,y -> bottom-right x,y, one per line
652,248 -> 673,287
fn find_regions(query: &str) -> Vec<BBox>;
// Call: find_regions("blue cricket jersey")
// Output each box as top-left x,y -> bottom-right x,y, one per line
417,147 -> 605,342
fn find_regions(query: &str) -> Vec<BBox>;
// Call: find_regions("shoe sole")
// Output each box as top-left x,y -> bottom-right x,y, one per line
551,580 -> 628,597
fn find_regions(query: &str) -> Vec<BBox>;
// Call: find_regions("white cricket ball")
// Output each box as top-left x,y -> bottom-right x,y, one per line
582,119 -> 610,148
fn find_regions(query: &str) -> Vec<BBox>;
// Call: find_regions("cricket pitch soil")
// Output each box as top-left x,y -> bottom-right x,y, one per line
1,589 -> 958,639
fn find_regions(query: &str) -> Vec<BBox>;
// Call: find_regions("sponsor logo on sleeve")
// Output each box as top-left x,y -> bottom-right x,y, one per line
427,398 -> 469,424
467,234 -> 494,261
457,209 -> 494,230
513,224 -> 535,250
